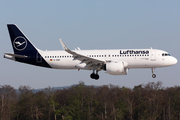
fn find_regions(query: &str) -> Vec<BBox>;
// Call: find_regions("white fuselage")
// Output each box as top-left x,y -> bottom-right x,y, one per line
38,49 -> 177,70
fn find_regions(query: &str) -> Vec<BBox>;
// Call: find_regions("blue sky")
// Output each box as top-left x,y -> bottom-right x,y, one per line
1,1 -> 180,89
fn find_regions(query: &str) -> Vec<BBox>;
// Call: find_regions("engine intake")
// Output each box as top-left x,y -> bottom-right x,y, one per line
103,61 -> 128,75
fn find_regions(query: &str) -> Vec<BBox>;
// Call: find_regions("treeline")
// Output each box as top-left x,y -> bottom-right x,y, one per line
0,81 -> 180,120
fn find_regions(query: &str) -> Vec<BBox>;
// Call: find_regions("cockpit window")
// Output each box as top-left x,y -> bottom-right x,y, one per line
162,53 -> 170,56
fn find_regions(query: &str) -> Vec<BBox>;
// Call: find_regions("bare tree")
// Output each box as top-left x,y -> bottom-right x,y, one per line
0,85 -> 17,120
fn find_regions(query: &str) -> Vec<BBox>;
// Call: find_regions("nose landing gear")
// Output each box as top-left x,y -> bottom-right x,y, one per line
151,68 -> 156,78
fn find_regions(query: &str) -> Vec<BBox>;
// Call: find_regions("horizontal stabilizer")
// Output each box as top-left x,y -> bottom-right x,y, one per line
4,53 -> 28,58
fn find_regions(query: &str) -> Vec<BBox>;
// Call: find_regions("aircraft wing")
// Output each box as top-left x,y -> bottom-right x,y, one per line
60,39 -> 105,70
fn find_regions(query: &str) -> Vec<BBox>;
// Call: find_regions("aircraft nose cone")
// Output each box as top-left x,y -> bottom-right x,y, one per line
171,57 -> 178,65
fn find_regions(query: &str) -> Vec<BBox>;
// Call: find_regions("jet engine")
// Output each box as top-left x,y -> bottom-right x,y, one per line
103,61 -> 128,75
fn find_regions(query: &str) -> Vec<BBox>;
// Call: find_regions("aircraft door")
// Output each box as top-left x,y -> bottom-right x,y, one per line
150,50 -> 156,61
36,52 -> 42,63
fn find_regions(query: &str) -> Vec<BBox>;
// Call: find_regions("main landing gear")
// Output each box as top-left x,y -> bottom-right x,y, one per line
151,68 -> 156,78
90,70 -> 99,80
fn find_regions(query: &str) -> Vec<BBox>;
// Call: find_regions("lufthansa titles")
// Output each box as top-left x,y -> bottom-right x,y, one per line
120,50 -> 149,54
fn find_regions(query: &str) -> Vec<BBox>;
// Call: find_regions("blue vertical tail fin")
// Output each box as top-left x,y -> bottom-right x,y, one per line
6,24 -> 51,68
7,24 -> 37,55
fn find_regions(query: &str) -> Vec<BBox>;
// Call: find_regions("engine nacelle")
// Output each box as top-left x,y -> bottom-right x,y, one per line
104,61 -> 128,75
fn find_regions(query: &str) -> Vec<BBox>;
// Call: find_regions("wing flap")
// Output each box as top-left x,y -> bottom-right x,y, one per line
59,39 -> 105,70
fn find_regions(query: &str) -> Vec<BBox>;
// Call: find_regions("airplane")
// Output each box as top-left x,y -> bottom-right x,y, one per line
4,24 -> 178,80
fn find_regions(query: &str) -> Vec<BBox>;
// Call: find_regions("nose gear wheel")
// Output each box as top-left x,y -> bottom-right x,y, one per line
151,68 -> 156,78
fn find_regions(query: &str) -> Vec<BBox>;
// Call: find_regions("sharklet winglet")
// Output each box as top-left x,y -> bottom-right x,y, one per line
59,39 -> 69,51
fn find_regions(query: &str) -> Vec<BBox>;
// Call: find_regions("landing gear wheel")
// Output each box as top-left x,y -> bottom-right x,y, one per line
152,74 -> 156,78
94,74 -> 99,80
90,73 -> 99,80
90,73 -> 95,79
